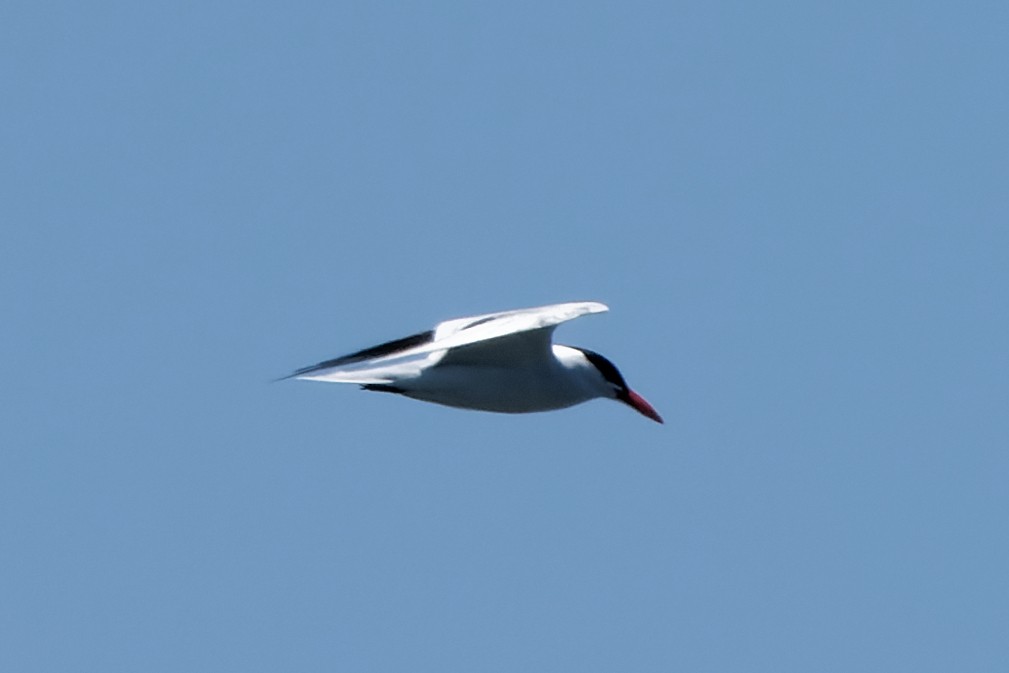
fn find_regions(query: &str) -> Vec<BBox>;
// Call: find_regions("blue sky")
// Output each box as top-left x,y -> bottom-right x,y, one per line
2,1 -> 1007,671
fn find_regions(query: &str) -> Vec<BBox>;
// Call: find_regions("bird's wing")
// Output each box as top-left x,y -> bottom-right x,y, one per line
284,301 -> 608,381
286,358 -> 427,384
383,301 -> 608,365
282,329 -> 435,380
430,301 -> 608,367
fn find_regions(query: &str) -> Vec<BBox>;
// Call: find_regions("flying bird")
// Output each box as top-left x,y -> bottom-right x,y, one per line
283,301 -> 663,423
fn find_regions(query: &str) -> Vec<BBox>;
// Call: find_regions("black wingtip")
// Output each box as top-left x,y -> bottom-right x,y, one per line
282,329 -> 436,381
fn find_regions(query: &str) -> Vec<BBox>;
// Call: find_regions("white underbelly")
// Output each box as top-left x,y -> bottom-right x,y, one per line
399,365 -> 595,414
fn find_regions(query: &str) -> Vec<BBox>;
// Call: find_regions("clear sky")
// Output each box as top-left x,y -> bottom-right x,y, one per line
2,1 -> 1007,671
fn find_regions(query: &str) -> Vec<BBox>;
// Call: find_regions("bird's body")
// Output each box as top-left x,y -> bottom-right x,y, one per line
284,301 -> 662,423
384,345 -> 601,413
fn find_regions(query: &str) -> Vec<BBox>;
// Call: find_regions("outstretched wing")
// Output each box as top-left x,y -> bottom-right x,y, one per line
283,301 -> 608,382
379,301 -> 608,365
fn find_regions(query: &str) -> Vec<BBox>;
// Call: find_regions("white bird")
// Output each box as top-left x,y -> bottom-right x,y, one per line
283,301 -> 663,423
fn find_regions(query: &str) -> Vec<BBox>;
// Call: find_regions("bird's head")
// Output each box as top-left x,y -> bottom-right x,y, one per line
576,348 -> 664,424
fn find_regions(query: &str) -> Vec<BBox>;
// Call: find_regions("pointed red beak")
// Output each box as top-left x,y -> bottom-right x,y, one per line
621,389 -> 664,424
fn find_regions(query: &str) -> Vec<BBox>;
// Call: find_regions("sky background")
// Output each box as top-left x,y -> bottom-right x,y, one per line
2,1 -> 1008,671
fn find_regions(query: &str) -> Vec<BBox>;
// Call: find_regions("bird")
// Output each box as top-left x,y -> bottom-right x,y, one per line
282,301 -> 663,423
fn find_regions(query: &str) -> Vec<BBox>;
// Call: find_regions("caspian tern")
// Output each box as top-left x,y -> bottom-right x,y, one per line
283,301 -> 663,423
